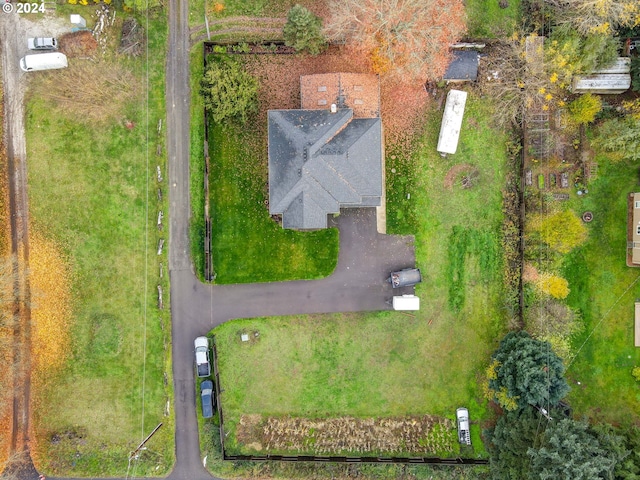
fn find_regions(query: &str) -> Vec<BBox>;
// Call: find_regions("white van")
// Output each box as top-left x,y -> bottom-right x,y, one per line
20,52 -> 68,72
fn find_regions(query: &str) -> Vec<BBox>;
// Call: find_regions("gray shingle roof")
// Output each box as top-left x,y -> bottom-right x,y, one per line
268,109 -> 382,229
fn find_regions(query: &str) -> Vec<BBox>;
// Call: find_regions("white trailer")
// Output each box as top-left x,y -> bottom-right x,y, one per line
392,295 -> 420,311
437,89 -> 467,156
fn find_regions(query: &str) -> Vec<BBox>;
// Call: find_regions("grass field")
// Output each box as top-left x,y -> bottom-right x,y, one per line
560,155 -> 640,425
207,118 -> 339,284
211,92 -> 509,459
465,0 -> 521,38
390,95 -> 508,322
25,15 -> 173,476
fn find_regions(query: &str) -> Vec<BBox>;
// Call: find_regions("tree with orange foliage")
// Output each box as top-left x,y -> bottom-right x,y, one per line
325,0 -> 466,81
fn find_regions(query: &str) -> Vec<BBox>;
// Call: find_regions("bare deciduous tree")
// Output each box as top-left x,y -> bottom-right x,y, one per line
325,0 -> 466,81
478,36 -> 549,127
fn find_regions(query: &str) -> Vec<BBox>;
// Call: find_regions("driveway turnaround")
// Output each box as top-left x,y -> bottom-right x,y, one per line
168,207 -> 416,479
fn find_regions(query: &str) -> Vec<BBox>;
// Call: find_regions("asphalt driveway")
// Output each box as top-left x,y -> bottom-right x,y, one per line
168,207 -> 416,478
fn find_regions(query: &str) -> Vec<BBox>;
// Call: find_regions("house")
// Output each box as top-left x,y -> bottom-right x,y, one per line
268,73 -> 383,230
571,57 -> 631,94
443,50 -> 479,82
437,89 -> 467,156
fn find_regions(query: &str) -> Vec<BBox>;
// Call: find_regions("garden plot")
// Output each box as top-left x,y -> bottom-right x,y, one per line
236,414 -> 456,456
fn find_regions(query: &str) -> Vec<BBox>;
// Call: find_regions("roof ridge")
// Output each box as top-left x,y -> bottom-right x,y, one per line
308,109 -> 353,158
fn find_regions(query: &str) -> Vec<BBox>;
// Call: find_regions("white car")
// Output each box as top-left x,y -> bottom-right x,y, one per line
456,407 -> 471,445
28,37 -> 57,50
194,336 -> 211,377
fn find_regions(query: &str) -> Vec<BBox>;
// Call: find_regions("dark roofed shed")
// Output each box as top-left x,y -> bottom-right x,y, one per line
443,50 -> 479,82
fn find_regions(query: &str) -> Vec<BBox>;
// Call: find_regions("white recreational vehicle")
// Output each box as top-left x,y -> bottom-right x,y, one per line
437,89 -> 467,156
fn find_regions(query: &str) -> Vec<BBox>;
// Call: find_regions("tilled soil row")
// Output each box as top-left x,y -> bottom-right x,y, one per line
236,414 -> 456,456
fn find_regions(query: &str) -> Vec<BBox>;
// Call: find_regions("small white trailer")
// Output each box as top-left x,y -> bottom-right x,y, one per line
392,295 -> 420,311
437,89 -> 467,156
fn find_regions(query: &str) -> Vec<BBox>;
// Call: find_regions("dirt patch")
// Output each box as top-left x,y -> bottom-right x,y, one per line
443,163 -> 478,190
235,414 -> 456,455
522,262 -> 540,282
59,31 -> 98,58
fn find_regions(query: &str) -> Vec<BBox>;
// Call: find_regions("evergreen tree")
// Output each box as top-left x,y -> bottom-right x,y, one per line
595,424 -> 640,480
487,408 -> 543,480
529,418 -> 617,479
200,57 -> 258,124
283,5 -> 326,55
489,331 -> 569,410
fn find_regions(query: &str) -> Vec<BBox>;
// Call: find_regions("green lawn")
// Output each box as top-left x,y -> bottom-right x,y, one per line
465,0 -> 521,38
25,15 -> 173,476
211,92 -> 509,459
207,118 -> 339,284
561,155 -> 640,424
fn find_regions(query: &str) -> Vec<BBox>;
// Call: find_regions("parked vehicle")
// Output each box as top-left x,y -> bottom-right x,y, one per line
27,37 -> 57,50
456,407 -> 471,445
388,268 -> 422,288
194,336 -> 211,377
392,295 -> 420,311
200,380 -> 214,418
19,52 -> 67,72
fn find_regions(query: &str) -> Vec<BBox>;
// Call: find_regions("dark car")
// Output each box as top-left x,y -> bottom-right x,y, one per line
389,268 -> 422,288
201,380 -> 214,419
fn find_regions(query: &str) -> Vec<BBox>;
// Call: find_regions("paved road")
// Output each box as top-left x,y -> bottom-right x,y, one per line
165,0 -> 208,476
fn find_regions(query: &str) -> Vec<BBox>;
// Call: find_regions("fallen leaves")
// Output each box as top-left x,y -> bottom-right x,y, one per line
29,230 -> 73,384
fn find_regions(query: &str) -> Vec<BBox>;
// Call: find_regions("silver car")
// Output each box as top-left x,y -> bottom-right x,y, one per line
28,37 -> 57,50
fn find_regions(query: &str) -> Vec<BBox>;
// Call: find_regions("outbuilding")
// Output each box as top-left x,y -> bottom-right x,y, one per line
571,57 -> 631,94
443,50 -> 479,83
